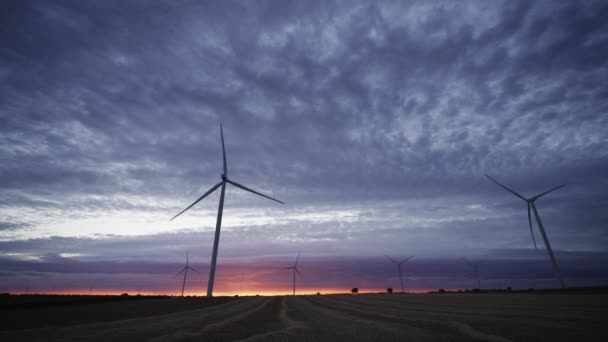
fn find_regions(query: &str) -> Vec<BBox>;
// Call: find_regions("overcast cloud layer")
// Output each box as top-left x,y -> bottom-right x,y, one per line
1,0 -> 607,294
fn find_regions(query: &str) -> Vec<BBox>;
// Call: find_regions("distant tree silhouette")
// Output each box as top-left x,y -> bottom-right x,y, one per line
438,288 -> 446,293
316,292 -> 321,295
387,288 -> 393,293
506,286 -> 512,292
351,288 -> 359,294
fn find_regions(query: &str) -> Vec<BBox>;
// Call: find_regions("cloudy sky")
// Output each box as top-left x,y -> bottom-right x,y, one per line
1,0 -> 607,295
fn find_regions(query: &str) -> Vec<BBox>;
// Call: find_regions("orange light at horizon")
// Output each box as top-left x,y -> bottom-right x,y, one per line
5,286 -> 435,296
2,258 -> 451,297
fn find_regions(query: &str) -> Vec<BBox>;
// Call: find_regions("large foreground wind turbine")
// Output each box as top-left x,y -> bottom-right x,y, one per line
175,251 -> 197,297
171,125 -> 284,297
485,174 -> 566,288
385,255 -> 413,293
282,252 -> 302,296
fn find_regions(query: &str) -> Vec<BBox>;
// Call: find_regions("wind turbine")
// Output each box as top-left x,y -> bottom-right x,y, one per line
462,257 -> 481,289
282,252 -> 302,296
171,125 -> 284,297
175,251 -> 197,297
485,174 -> 566,288
385,255 -> 413,293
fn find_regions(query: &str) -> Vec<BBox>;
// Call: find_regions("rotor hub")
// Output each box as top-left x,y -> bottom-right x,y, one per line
221,174 -> 227,181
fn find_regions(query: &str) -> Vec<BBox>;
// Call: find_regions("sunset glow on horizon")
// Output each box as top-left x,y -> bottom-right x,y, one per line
5,286 -> 434,297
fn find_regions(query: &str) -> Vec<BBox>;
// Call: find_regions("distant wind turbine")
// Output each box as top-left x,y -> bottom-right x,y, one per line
385,255 -> 413,293
175,251 -> 197,297
485,174 -> 566,288
282,252 -> 303,296
171,125 -> 284,297
462,257 -> 481,289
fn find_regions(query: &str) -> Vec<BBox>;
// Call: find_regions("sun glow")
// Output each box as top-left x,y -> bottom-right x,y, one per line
6,286 -> 433,297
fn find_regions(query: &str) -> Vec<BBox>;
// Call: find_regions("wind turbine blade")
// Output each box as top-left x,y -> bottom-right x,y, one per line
531,201 -> 565,288
294,252 -> 301,267
531,184 -> 566,201
385,255 -> 398,264
220,124 -> 227,176
527,203 -> 538,249
281,267 -> 293,271
400,256 -> 414,263
175,267 -> 186,277
485,174 -> 526,201
187,266 -> 198,273
227,179 -> 284,204
295,268 -> 303,278
462,257 -> 474,268
170,182 -> 222,221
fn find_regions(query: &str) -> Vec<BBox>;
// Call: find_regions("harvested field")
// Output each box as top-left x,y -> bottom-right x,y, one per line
1,293 -> 607,341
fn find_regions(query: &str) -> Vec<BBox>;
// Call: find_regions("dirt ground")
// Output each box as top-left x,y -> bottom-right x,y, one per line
1,293 -> 607,341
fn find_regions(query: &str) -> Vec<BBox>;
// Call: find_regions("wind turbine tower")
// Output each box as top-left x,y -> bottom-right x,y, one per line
176,251 -> 197,297
485,174 -> 566,288
385,256 -> 413,293
282,252 -> 303,296
171,125 -> 284,297
462,258 -> 481,289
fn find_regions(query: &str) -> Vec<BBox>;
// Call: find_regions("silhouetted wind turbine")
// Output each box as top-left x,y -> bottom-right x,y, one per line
175,251 -> 197,297
385,255 -> 413,293
282,252 -> 302,296
171,125 -> 284,297
485,174 -> 566,288
462,257 -> 481,289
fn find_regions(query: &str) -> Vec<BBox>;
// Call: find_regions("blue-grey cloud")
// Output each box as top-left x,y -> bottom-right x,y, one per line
1,0 -> 607,291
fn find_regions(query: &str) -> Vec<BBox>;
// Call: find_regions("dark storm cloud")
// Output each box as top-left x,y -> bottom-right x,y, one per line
1,0 -> 607,291
2,0 -> 606,196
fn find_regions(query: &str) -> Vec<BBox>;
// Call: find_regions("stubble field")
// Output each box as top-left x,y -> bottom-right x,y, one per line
1,293 -> 607,341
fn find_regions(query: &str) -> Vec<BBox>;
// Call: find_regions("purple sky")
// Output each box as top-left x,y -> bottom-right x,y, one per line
1,0 -> 608,294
